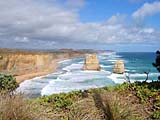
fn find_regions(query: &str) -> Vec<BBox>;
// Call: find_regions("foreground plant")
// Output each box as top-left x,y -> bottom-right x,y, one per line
0,93 -> 42,120
153,50 -> 160,80
0,74 -> 18,92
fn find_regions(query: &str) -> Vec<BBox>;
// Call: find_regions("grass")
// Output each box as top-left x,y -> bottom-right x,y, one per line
0,81 -> 160,120
0,93 -> 42,120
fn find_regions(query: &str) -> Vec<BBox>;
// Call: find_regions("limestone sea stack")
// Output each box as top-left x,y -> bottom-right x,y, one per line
83,54 -> 101,71
113,60 -> 124,74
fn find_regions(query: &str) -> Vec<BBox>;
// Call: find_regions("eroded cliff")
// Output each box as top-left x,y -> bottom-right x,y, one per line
0,49 -> 89,82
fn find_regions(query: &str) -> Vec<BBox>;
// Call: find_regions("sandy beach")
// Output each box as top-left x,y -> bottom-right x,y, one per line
15,57 -> 81,83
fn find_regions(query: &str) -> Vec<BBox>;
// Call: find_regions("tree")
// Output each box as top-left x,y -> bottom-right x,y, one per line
0,74 -> 19,92
152,50 -> 160,80
144,70 -> 150,82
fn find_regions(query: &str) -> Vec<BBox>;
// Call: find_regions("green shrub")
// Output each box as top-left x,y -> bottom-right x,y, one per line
154,96 -> 160,110
103,83 -> 130,92
152,50 -> 160,80
151,111 -> 160,119
135,84 -> 158,103
0,74 -> 18,92
37,91 -> 85,111
136,86 -> 151,103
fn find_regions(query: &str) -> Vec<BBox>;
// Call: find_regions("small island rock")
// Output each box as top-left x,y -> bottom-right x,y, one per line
83,54 -> 100,71
113,60 -> 124,74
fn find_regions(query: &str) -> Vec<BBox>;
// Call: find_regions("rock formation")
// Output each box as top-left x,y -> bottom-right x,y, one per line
113,60 -> 124,74
0,48 -> 90,82
83,54 -> 100,71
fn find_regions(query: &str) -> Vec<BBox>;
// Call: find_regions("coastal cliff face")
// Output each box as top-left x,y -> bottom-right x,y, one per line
0,49 -> 88,82
0,54 -> 52,75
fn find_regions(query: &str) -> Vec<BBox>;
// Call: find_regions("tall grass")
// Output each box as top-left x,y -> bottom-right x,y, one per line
63,89 -> 135,120
0,93 -> 41,120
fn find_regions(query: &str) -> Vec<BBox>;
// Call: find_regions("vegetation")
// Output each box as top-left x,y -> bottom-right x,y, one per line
35,90 -> 87,112
0,93 -> 44,120
153,50 -> 160,80
0,77 -> 159,120
0,74 -> 18,92
29,81 -> 159,120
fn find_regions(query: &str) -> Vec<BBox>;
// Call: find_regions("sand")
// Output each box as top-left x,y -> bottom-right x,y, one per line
15,57 -> 77,83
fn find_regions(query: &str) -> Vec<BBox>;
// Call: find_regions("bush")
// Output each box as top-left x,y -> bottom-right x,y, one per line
153,50 -> 160,80
37,91 -> 85,112
133,82 -> 159,103
0,74 -> 18,92
136,85 -> 153,103
151,111 -> 160,119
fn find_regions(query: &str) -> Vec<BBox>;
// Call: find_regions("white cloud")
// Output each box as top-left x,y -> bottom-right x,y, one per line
65,0 -> 85,9
15,37 -> 29,43
106,14 -> 126,25
132,1 -> 160,19
0,0 -> 159,49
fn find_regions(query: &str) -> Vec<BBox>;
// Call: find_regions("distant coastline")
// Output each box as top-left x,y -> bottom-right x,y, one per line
0,48 -> 112,83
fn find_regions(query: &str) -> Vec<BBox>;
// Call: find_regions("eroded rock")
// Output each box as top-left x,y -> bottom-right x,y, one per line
83,54 -> 100,71
113,60 -> 124,74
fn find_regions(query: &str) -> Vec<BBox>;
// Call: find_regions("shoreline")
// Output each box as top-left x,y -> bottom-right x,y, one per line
15,56 -> 82,84
0,48 -> 107,84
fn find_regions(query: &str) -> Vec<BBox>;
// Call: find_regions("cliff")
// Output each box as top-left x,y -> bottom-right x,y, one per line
0,48 -> 90,83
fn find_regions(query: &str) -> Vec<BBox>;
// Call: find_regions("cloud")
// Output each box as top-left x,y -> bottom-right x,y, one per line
106,14 -> 126,25
132,1 -> 160,19
65,0 -> 85,9
0,0 -> 159,49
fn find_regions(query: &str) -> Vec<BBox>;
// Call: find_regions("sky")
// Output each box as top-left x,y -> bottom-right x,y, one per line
0,0 -> 160,52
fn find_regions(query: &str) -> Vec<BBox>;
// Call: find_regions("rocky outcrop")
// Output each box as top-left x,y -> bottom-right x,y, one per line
83,54 -> 100,71
113,60 -> 124,74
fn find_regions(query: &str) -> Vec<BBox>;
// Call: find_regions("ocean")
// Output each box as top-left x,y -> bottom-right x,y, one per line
16,52 -> 159,98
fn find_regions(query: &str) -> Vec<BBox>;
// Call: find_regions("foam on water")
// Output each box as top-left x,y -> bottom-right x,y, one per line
107,73 -> 126,84
41,77 -> 114,95
16,52 -> 159,98
41,69 -> 113,95
40,53 -> 117,95
62,63 -> 83,71
58,59 -> 72,64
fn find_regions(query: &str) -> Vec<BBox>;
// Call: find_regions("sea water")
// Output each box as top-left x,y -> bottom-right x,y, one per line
16,52 -> 159,98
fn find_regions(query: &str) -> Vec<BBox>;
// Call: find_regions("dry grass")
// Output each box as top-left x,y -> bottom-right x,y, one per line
63,90 -> 139,120
99,91 -> 133,120
0,87 -> 152,120
0,93 -> 42,120
65,97 -> 104,120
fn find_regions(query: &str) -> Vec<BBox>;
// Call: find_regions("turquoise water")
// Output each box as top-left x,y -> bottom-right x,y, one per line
16,52 -> 159,98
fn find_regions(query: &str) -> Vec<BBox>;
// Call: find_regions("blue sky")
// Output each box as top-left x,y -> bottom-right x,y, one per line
80,0 -> 140,22
0,0 -> 159,52
80,0 -> 160,26
79,0 -> 160,28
